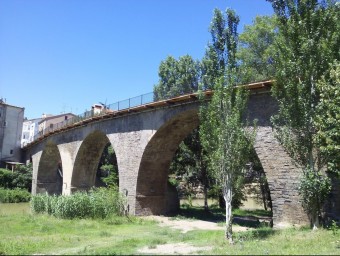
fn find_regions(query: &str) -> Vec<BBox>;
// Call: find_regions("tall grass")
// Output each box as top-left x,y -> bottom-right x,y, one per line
31,187 -> 125,219
0,187 -> 31,203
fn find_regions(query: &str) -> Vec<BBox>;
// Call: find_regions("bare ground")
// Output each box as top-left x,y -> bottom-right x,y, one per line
138,215 -> 254,255
143,215 -> 253,233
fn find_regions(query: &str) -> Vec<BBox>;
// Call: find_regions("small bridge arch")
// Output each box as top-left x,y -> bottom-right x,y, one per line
71,130 -> 113,192
36,140 -> 63,195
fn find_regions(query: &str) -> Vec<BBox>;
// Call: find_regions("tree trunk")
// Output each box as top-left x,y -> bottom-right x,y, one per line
223,183 -> 233,244
312,213 -> 320,230
203,183 -> 209,211
260,182 -> 267,211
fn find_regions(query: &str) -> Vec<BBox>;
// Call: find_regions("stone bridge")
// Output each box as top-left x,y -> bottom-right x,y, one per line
23,81 -> 310,227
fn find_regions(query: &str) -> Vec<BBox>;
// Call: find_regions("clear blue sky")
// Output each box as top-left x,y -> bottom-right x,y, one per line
0,0 -> 273,119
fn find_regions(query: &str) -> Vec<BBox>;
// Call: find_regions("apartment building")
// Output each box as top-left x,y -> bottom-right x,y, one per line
38,113 -> 76,137
0,99 -> 25,167
21,118 -> 42,147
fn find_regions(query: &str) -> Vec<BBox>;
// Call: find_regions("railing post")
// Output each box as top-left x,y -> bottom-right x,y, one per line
129,98 -> 130,109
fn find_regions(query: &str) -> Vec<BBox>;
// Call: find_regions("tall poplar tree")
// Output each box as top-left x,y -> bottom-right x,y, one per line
200,8 -> 255,243
267,0 -> 339,229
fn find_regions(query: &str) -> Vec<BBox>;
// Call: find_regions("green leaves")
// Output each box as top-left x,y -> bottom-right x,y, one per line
237,15 -> 277,84
200,8 -> 256,242
299,168 -> 331,223
270,0 -> 339,170
315,61 -> 340,174
153,55 -> 201,100
268,0 -> 340,227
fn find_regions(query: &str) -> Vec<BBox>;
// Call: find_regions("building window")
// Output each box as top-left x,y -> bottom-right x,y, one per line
10,149 -> 13,154
50,123 -> 53,129
65,116 -> 68,120
4,121 -> 7,127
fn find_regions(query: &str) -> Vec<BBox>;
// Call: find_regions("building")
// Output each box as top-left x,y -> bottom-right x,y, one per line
92,104 -> 104,115
21,118 -> 42,147
0,98 -> 25,167
38,113 -> 76,137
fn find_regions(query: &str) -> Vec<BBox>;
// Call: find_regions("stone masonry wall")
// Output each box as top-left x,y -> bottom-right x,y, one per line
247,89 -> 309,227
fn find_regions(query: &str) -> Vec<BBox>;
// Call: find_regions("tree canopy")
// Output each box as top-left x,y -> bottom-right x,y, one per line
268,0 -> 339,229
153,55 -> 201,100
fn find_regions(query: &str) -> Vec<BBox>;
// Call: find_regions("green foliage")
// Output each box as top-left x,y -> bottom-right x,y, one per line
237,15 -> 277,84
169,128 -> 210,206
299,168 -> 331,226
201,8 -> 240,89
268,0 -> 339,227
200,8 -> 256,242
153,53 -> 209,208
329,220 -> 339,236
315,61 -> 340,174
0,169 -> 13,189
269,0 -> 339,169
31,187 -> 125,219
0,164 -> 32,192
0,187 -> 31,203
101,167 -> 119,188
200,80 -> 254,199
97,144 -> 119,188
153,55 -> 201,100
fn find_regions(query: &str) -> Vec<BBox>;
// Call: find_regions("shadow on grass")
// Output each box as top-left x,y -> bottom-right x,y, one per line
174,204 -> 273,229
235,227 -> 277,241
175,204 -> 225,223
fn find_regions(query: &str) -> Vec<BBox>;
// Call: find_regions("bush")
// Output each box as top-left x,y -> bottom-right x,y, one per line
0,188 -> 31,203
30,187 -> 125,219
0,164 -> 32,192
299,168 -> 331,227
30,194 -> 46,213
0,169 -> 14,189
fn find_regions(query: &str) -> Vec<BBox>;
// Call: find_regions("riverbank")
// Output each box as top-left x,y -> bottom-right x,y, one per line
0,205 -> 339,255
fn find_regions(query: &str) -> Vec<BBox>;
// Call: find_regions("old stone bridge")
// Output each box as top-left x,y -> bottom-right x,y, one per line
23,81 -> 309,227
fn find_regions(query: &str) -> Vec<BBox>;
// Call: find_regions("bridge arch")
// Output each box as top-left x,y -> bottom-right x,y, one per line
36,141 -> 62,195
135,108 -> 199,215
71,130 -> 116,192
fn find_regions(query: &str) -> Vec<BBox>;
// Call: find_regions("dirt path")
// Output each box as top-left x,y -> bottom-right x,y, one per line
144,215 -> 253,233
138,242 -> 213,255
138,216 -> 254,255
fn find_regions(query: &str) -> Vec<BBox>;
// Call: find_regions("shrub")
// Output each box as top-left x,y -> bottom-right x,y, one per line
0,164 -> 32,192
30,194 -> 47,213
31,187 -> 125,219
0,188 -> 31,203
299,168 -> 331,228
0,169 -> 15,189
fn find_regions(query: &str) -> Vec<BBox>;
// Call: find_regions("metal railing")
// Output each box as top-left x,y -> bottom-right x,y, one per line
31,91 -> 190,143
107,92 -> 154,111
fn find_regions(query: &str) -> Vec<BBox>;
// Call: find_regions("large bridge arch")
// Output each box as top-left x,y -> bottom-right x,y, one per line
71,130 -> 114,192
135,108 -> 199,215
36,141 -> 62,195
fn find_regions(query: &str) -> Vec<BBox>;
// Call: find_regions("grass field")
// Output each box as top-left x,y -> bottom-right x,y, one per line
0,204 -> 339,255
